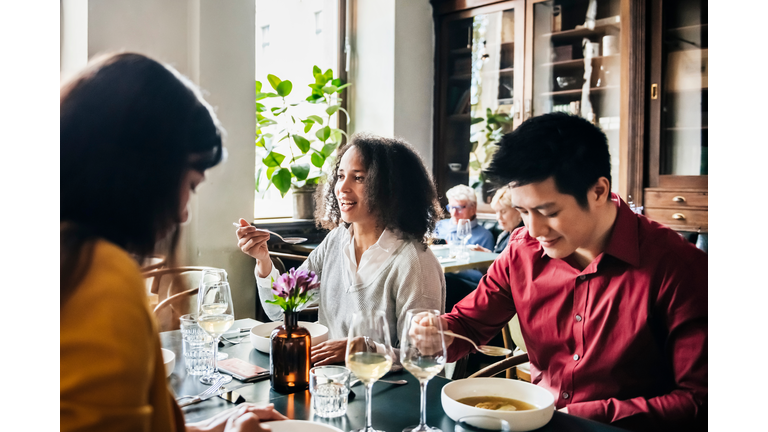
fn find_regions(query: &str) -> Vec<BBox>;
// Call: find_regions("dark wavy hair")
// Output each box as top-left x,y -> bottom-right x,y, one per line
314,134 -> 441,246
60,52 -> 224,305
485,112 -> 610,208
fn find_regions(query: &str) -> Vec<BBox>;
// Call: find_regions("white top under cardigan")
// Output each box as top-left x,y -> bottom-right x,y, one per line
255,225 -> 446,347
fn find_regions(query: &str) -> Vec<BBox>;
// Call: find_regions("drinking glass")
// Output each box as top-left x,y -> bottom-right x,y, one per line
310,365 -> 351,418
200,268 -> 229,361
197,279 -> 235,385
400,309 -> 447,432
179,314 -> 214,376
346,311 -> 395,432
456,219 -> 472,260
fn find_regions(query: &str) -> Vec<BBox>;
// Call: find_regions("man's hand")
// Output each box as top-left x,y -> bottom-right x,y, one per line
186,403 -> 287,432
311,338 -> 348,366
468,244 -> 491,253
408,313 -> 453,355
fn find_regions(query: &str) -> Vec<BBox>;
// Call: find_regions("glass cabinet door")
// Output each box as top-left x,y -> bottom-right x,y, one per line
525,0 -> 622,193
435,1 -> 525,204
657,0 -> 707,177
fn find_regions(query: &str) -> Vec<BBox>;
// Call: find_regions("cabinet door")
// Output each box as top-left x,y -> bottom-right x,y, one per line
648,0 -> 708,188
524,0 -> 623,193
434,0 -> 525,204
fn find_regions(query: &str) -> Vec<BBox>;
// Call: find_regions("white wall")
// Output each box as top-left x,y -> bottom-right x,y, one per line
349,0 -> 434,166
63,0 -> 257,318
60,0 -> 88,82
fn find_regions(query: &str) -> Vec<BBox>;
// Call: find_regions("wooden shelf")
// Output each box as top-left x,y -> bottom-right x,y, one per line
667,23 -> 707,33
499,68 -> 514,74
664,126 -> 708,131
449,114 -> 471,122
450,47 -> 472,56
540,86 -> 618,96
541,54 -> 620,68
541,17 -> 621,40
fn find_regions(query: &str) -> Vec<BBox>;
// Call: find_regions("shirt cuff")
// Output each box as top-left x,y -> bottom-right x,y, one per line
255,262 -> 279,289
566,400 -> 608,424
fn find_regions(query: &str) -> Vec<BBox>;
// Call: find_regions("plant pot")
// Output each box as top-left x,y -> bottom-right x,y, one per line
292,184 -> 317,220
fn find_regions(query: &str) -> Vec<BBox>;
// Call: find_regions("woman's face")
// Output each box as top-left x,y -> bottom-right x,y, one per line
494,203 -> 522,232
179,169 -> 205,223
334,146 -> 375,226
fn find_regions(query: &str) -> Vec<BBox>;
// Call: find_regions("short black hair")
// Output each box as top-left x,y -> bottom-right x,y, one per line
485,112 -> 610,208
316,133 -> 442,246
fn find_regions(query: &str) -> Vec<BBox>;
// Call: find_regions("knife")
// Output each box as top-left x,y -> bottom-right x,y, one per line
219,388 -> 246,405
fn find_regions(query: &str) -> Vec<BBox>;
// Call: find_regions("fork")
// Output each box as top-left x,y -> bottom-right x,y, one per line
440,330 -> 511,356
176,375 -> 228,408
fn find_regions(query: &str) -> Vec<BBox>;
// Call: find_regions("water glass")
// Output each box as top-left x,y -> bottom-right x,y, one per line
455,416 -> 510,432
179,314 -> 214,376
310,366 -> 351,418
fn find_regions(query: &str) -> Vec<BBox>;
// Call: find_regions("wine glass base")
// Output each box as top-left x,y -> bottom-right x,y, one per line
350,429 -> 386,432
402,426 -> 442,432
200,372 -> 232,385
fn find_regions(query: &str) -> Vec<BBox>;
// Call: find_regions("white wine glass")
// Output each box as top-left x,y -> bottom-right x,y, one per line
197,279 -> 235,385
400,309 -> 447,432
456,219 -> 472,260
200,268 -> 230,361
346,311 -> 395,432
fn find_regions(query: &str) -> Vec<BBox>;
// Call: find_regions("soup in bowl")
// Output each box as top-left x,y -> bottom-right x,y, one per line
442,378 -> 554,431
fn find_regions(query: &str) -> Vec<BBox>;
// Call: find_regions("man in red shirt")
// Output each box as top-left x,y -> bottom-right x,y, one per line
415,113 -> 707,431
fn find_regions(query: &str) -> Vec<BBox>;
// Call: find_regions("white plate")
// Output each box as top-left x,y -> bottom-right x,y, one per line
265,420 -> 343,432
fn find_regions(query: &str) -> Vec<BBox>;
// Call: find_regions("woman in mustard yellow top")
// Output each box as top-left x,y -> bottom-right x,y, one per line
60,53 -> 286,432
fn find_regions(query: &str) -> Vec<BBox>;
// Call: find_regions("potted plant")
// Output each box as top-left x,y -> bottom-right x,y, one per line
469,108 -> 514,203
255,66 -> 350,218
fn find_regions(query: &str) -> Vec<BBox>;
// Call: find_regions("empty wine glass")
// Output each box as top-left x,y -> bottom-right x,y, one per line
346,311 -> 395,432
197,278 -> 235,385
401,309 -> 447,432
456,219 -> 472,260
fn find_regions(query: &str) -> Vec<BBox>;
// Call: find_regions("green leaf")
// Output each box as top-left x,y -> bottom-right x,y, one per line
255,165 -> 263,191
315,126 -> 331,142
256,136 -> 265,148
325,104 -> 340,116
271,107 -> 287,115
311,151 -> 326,168
471,117 -> 484,125
486,107 -> 492,117
272,168 -> 292,197
302,120 -> 313,133
313,65 -> 322,76
321,142 -> 337,157
335,83 -> 351,92
259,118 -> 277,127
306,115 -> 324,125
322,85 -> 338,94
329,129 -> 343,144
469,160 -> 481,170
263,151 -> 285,167
331,78 -> 343,87
305,176 -> 321,185
256,102 -> 266,112
291,163 -> 310,180
324,69 -> 334,82
255,81 -> 262,93
266,166 -> 278,179
276,80 -> 293,97
306,93 -> 324,103
293,135 -> 311,153
267,74 -> 282,91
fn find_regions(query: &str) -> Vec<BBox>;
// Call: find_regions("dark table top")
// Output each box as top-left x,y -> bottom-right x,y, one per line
161,319 -> 626,431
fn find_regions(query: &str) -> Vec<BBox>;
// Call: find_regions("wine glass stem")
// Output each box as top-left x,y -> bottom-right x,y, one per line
365,382 -> 374,431
419,380 -> 428,428
212,336 -> 220,375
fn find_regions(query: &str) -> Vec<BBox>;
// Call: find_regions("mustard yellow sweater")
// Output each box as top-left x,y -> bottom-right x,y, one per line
61,240 -> 183,432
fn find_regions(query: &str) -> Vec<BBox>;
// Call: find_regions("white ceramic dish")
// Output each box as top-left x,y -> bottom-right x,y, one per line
161,348 -> 175,377
250,321 -> 329,354
264,420 -> 343,432
441,377 -> 554,432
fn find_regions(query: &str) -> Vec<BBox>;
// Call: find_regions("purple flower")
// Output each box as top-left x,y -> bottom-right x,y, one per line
294,268 -> 320,295
272,271 -> 296,298
270,268 -> 320,310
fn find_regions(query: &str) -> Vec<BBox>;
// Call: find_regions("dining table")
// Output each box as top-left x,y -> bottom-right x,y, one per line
162,318 -> 627,432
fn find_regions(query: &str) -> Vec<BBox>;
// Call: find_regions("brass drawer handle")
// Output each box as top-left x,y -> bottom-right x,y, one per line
672,213 -> 686,220
672,196 -> 686,203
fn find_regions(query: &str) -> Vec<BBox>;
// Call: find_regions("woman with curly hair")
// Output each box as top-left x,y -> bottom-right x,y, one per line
236,133 -> 446,365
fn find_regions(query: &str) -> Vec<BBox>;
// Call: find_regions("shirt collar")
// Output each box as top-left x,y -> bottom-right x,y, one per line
602,193 -> 641,267
346,225 -> 399,253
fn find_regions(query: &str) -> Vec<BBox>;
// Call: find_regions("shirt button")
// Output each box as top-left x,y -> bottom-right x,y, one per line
573,354 -> 580,361
579,275 -> 586,281
575,314 -> 582,322
562,392 -> 570,399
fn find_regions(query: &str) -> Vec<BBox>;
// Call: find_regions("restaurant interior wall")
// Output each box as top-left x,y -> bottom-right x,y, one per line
62,0 -> 258,319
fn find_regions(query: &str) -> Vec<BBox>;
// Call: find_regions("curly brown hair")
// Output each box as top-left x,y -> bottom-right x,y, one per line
314,133 -> 442,246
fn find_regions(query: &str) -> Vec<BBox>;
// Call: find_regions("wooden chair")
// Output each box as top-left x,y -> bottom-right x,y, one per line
143,266 -> 216,305
140,255 -> 167,272
153,287 -> 198,332
469,314 -> 531,380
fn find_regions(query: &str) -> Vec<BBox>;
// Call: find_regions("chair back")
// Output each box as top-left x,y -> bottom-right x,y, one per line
153,287 -> 198,332
140,255 -> 167,272
143,266 -> 216,304
501,314 -> 529,380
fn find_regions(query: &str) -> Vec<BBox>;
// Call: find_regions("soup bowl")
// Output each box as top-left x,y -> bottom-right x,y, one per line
250,321 -> 329,354
442,377 -> 554,432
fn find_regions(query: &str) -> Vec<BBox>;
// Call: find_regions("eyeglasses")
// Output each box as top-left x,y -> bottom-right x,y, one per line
446,204 -> 467,212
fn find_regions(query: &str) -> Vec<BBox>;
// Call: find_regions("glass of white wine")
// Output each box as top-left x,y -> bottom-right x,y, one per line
400,309 -> 447,432
197,279 -> 235,385
200,268 -> 230,361
345,311 -> 394,432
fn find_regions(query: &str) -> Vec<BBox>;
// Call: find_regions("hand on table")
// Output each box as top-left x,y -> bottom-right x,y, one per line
186,403 -> 287,432
468,244 -> 491,253
408,313 -> 452,355
311,338 -> 348,366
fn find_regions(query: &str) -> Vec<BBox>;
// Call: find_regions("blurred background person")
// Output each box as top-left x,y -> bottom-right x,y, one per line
469,186 -> 523,254
61,52 -> 285,432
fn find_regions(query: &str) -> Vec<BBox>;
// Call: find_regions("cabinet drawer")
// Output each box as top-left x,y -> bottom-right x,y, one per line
644,190 -> 708,208
644,208 -> 708,231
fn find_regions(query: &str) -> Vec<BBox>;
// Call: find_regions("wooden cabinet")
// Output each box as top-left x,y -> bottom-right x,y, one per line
643,0 -> 708,233
430,0 -> 645,206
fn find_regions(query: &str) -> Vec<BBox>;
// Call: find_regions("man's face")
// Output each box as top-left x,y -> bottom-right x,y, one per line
508,177 -> 598,260
448,198 -> 476,224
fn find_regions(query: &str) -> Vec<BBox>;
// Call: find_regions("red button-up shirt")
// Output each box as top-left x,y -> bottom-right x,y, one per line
444,196 -> 707,431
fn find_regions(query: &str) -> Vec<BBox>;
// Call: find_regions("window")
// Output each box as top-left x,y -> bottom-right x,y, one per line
254,0 -> 343,219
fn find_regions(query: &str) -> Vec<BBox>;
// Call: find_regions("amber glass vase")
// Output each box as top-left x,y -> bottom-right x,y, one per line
270,311 -> 311,393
